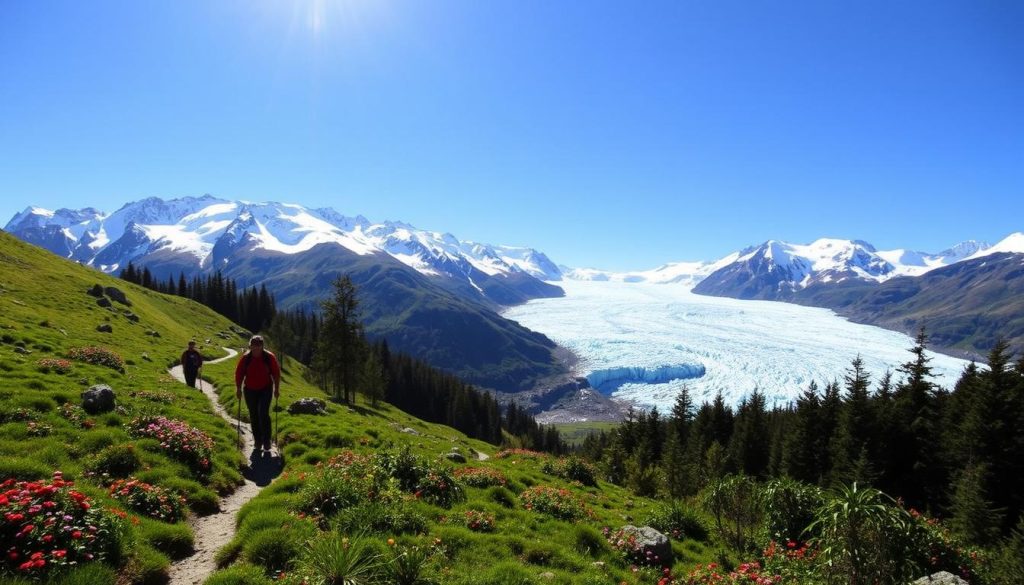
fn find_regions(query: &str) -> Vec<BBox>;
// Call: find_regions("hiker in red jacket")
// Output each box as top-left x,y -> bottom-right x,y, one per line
180,340 -> 203,388
235,335 -> 281,452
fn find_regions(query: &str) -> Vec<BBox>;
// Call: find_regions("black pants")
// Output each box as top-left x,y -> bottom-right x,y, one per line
184,369 -> 199,388
243,388 -> 273,449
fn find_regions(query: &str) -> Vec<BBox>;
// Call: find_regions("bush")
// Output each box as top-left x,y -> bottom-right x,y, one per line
519,486 -> 592,520
646,501 -> 710,542
36,358 -> 72,374
243,529 -> 302,574
573,525 -> 609,557
126,416 -> 213,473
334,502 -> 428,536
66,347 -> 124,371
760,477 -> 823,545
109,478 -> 187,522
204,563 -> 274,585
85,443 -> 142,479
0,471 -> 126,578
463,510 -> 495,532
541,456 -> 598,487
453,467 -> 507,488
137,520 -> 194,560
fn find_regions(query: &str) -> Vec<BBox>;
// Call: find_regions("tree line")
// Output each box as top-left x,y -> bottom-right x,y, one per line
119,263 -> 275,333
578,330 -> 1024,546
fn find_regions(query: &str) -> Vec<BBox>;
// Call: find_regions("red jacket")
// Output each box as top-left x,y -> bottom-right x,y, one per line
235,350 -> 281,391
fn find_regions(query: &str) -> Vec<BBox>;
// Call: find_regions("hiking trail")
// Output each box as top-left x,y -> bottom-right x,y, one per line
167,347 -> 283,585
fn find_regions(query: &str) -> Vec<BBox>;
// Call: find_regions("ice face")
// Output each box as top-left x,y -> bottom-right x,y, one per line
503,280 -> 972,410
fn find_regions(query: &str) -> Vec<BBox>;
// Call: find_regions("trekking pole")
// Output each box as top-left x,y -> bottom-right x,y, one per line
236,395 -> 242,452
274,393 -> 279,453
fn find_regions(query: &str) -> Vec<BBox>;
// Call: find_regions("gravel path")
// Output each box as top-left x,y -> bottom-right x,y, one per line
167,348 -> 283,585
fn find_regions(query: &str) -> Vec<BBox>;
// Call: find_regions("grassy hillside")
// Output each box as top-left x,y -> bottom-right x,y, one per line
0,232 -> 724,584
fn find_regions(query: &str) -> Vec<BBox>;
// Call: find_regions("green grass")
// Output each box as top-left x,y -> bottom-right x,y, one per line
552,422 -> 621,446
0,232 -> 724,584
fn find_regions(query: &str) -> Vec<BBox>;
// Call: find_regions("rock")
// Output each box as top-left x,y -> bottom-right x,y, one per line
104,286 -> 131,306
96,323 -> 113,333
539,572 -> 555,580
287,398 -> 327,415
96,297 -> 112,308
82,384 -> 116,414
913,572 -> 969,585
123,312 -> 140,322
145,330 -> 161,337
86,284 -> 104,297
14,346 -> 31,355
445,452 -> 467,463
618,525 -> 672,567
400,427 -> 420,436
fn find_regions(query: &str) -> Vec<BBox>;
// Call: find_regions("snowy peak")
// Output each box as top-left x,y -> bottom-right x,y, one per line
4,196 -> 563,303
967,232 -> 1024,259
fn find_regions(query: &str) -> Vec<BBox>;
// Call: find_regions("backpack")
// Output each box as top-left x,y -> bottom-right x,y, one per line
243,351 -> 272,371
186,351 -> 201,369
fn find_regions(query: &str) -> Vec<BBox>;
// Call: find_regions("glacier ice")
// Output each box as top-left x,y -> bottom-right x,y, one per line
587,364 -> 706,393
503,280 -> 972,411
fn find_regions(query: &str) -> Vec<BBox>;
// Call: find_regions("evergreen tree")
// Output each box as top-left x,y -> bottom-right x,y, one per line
782,381 -> 823,483
729,390 -> 770,478
830,356 -> 875,486
950,464 -> 1004,547
313,275 -> 365,404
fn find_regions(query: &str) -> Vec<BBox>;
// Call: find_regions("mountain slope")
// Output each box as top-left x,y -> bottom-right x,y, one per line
795,252 -> 1024,356
5,197 -> 566,391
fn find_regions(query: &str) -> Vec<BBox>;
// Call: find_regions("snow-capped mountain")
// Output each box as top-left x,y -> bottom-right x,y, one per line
563,254 -> 741,287
4,195 -> 563,304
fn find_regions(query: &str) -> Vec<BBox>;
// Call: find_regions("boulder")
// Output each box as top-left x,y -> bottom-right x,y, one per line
96,323 -> 113,333
96,297 -> 112,308
86,284 -> 104,297
445,452 -> 467,463
82,384 -> 116,414
103,286 -> 131,306
400,427 -> 420,436
14,346 -> 31,355
618,525 -> 672,567
287,398 -> 327,415
123,312 -> 140,322
913,572 -> 969,585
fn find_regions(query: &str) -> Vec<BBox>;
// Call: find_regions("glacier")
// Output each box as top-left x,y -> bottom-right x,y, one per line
503,280 -> 972,411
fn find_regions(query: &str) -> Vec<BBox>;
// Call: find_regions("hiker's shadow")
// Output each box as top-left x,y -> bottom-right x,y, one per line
244,450 -> 284,487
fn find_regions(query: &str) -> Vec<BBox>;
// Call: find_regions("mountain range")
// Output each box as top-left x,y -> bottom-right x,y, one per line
3,195 -> 567,392
6,194 -> 1023,389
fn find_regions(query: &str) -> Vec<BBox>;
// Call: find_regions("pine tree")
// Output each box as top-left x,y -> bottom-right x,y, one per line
950,464 -> 1004,547
830,356 -> 875,486
313,275 -> 365,404
782,381 -> 823,483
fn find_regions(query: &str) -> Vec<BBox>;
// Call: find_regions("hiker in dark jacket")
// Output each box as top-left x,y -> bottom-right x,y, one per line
181,340 -> 203,388
234,335 -> 281,452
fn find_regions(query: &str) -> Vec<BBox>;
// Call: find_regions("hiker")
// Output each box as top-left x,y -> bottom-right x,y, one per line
234,335 -> 281,452
180,340 -> 203,389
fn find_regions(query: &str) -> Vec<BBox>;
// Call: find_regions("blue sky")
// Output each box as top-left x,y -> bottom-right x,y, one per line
1,1 -> 1021,270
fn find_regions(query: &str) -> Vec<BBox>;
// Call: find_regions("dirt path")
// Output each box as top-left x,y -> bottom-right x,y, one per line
167,347 -> 283,585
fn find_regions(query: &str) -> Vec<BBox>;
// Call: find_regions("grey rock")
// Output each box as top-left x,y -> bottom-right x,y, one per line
618,525 -> 672,566
445,452 -> 467,463
82,384 -> 116,414
96,297 -> 112,308
539,572 -> 555,580
103,286 -> 131,306
400,427 -> 420,436
96,323 -> 113,333
123,312 -> 140,322
14,346 -> 31,355
913,572 -> 969,585
287,397 -> 327,415
86,284 -> 104,297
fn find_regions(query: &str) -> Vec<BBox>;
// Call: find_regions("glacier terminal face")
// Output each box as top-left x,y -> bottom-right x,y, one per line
587,364 -> 706,393
503,280 -> 971,410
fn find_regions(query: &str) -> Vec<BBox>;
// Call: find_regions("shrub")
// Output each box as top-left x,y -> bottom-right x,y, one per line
297,534 -> 383,585
493,448 -> 547,460
137,519 -> 194,559
334,502 -> 428,536
66,347 -> 124,371
205,563 -> 274,585
760,477 -> 823,546
243,529 -> 303,574
36,358 -> 72,374
463,510 -> 495,532
0,471 -> 125,578
646,501 -> 710,542
109,478 -> 187,523
453,467 -> 507,488
604,526 -> 668,567
25,422 -> 52,437
519,486 -> 592,520
541,456 -> 598,487
0,408 -> 38,424
126,416 -> 213,473
573,524 -> 609,557
86,443 -> 142,479
297,465 -> 377,518
58,403 -> 96,430
414,467 -> 464,508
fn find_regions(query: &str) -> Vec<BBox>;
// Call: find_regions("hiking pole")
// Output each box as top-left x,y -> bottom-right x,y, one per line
236,395 -> 242,453
274,393 -> 279,454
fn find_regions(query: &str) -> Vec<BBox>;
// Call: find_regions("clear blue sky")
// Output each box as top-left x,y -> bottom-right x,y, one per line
1,1 -> 1021,270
